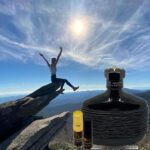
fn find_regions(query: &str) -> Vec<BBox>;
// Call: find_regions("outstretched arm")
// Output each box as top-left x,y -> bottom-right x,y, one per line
39,53 -> 50,66
56,47 -> 63,64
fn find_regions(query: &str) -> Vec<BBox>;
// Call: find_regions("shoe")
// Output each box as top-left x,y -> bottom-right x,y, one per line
58,88 -> 65,94
73,86 -> 79,91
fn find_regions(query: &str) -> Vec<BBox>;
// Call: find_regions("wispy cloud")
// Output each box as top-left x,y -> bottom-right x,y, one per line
0,0 -> 150,70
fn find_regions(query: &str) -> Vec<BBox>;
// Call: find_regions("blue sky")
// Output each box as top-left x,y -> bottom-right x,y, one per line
0,0 -> 150,96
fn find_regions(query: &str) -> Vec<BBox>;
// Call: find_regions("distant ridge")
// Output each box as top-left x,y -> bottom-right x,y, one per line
39,88 -> 150,117
136,90 -> 150,101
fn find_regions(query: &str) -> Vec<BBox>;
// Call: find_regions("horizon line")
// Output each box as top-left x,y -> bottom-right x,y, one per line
0,87 -> 149,97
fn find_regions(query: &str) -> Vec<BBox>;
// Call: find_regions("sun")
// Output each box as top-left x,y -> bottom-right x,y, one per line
69,17 -> 89,38
71,19 -> 85,36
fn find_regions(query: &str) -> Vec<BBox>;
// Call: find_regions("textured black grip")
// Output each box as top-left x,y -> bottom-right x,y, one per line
82,91 -> 149,146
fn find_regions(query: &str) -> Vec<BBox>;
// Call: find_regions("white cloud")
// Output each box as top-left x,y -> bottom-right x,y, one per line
0,0 -> 150,70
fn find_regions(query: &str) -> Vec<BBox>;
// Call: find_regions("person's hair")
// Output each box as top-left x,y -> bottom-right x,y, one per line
51,57 -> 56,64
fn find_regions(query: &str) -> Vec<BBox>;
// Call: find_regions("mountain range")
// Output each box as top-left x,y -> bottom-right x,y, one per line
1,88 -> 149,118
38,88 -> 150,117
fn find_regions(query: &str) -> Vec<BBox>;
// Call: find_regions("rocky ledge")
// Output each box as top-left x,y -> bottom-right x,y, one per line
0,111 -> 70,150
0,83 -> 61,142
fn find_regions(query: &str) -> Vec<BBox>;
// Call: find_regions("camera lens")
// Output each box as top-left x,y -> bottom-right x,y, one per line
109,73 -> 120,82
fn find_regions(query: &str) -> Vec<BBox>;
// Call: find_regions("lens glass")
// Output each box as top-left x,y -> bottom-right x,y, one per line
109,73 -> 120,82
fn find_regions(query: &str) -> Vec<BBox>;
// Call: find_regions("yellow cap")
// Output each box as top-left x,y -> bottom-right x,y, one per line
73,110 -> 83,132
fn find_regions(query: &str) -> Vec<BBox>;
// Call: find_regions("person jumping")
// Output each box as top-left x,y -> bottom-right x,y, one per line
39,47 -> 79,93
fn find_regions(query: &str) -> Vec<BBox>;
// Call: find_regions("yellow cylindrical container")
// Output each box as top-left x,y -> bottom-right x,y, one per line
73,110 -> 83,147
